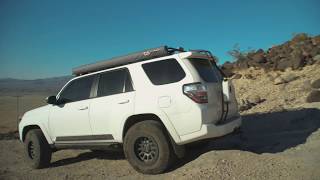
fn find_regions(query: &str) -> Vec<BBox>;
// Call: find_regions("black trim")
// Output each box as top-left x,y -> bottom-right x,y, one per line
54,142 -> 120,150
90,75 -> 99,98
56,134 -> 114,141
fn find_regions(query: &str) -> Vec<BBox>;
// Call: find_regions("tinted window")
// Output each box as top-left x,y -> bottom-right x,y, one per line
142,59 -> 186,85
97,69 -> 133,97
212,63 -> 223,81
59,75 -> 94,103
189,58 -> 220,82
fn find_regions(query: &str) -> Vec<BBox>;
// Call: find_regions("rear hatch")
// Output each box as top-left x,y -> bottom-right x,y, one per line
188,58 -> 239,124
188,58 -> 224,124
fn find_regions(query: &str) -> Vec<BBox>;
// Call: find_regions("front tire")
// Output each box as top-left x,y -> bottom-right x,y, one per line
123,121 -> 172,174
24,129 -> 52,169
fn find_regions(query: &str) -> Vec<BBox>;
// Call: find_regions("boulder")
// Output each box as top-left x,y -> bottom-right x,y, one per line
239,99 -> 254,112
222,62 -> 235,69
301,80 -> 312,92
311,79 -> 320,89
247,95 -> 262,104
313,54 -> 320,61
310,48 -> 320,57
244,74 -> 255,80
306,90 -> 320,103
290,50 -> 304,70
232,74 -> 242,79
251,53 -> 266,63
305,56 -> 314,65
276,59 -> 292,71
282,73 -> 298,83
222,69 -> 235,77
238,61 -> 249,69
274,77 -> 286,85
291,57 -> 304,70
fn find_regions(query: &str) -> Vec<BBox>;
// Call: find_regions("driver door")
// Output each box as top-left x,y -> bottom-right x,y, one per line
48,75 -> 96,142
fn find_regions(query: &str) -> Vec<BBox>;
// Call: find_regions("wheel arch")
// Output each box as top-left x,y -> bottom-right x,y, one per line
21,124 -> 53,144
122,113 -> 180,144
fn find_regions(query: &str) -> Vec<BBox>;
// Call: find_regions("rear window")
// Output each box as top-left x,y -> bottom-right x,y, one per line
142,59 -> 186,85
189,58 -> 222,82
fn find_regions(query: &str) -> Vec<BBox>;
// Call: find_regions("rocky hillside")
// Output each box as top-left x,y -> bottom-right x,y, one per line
218,33 -> 320,114
231,62 -> 320,114
222,33 -> 320,76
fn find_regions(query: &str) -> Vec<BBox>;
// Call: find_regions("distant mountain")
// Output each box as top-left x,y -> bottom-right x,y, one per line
0,76 -> 73,96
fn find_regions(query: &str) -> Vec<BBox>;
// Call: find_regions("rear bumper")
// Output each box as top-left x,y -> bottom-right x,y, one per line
178,116 -> 242,145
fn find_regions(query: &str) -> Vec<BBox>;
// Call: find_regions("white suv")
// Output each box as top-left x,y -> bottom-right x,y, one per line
19,46 -> 241,174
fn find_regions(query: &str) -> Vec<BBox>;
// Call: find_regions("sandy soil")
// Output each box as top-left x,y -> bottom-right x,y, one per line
1,64 -> 320,179
1,105 -> 320,180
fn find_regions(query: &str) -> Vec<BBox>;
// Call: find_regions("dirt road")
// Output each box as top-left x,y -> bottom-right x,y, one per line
1,107 -> 320,180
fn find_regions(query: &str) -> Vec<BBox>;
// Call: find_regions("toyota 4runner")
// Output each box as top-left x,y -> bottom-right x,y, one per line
18,46 -> 241,174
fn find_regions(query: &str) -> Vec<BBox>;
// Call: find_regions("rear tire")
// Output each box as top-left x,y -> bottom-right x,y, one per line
24,129 -> 52,169
123,120 -> 172,174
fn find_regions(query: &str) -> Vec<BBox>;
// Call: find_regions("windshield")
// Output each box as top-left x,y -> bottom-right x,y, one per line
189,58 -> 223,83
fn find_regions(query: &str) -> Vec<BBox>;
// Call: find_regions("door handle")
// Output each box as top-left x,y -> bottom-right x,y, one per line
118,99 -> 129,104
78,106 -> 88,110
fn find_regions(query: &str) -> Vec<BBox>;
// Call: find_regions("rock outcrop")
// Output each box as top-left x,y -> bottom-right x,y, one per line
222,33 -> 320,77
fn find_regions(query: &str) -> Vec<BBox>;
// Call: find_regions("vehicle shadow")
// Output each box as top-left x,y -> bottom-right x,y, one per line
50,108 -> 320,170
170,108 -> 320,171
50,150 -> 125,167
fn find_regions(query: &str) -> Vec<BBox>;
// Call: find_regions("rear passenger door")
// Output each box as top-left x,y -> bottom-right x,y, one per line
89,68 -> 135,141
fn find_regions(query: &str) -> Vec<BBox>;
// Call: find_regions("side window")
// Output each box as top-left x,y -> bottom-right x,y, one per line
142,59 -> 186,85
59,75 -> 94,103
97,68 -> 133,97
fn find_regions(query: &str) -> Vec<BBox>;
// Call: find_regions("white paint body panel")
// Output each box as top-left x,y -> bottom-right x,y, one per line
48,99 -> 92,140
89,91 -> 135,142
19,51 -> 241,146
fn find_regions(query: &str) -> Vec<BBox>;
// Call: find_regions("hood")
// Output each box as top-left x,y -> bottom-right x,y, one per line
23,105 -> 51,119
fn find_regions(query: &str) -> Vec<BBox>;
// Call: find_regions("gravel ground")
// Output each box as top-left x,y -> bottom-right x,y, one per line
1,105 -> 320,180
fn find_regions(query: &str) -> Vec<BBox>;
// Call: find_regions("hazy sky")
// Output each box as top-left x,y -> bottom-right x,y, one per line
1,0 -> 319,79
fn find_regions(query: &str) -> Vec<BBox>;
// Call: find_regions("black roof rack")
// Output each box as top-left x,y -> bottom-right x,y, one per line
189,49 -> 217,61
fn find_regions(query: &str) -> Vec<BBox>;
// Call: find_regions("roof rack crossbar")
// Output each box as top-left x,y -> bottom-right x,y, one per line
189,49 -> 215,59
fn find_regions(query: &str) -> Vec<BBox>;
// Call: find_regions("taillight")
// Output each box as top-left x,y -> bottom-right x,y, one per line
183,83 -> 208,103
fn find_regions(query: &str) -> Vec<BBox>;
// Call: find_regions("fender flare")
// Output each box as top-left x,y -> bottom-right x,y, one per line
119,112 -> 181,144
20,123 -> 53,144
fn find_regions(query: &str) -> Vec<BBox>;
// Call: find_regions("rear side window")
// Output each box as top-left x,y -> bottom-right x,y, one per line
142,59 -> 186,85
59,75 -> 94,103
189,58 -> 221,82
97,68 -> 133,97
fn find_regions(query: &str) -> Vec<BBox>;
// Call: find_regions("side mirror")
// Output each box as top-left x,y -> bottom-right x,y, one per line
46,96 -> 57,105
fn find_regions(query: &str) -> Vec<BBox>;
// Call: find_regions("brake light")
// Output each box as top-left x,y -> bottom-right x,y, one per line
183,83 -> 208,103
